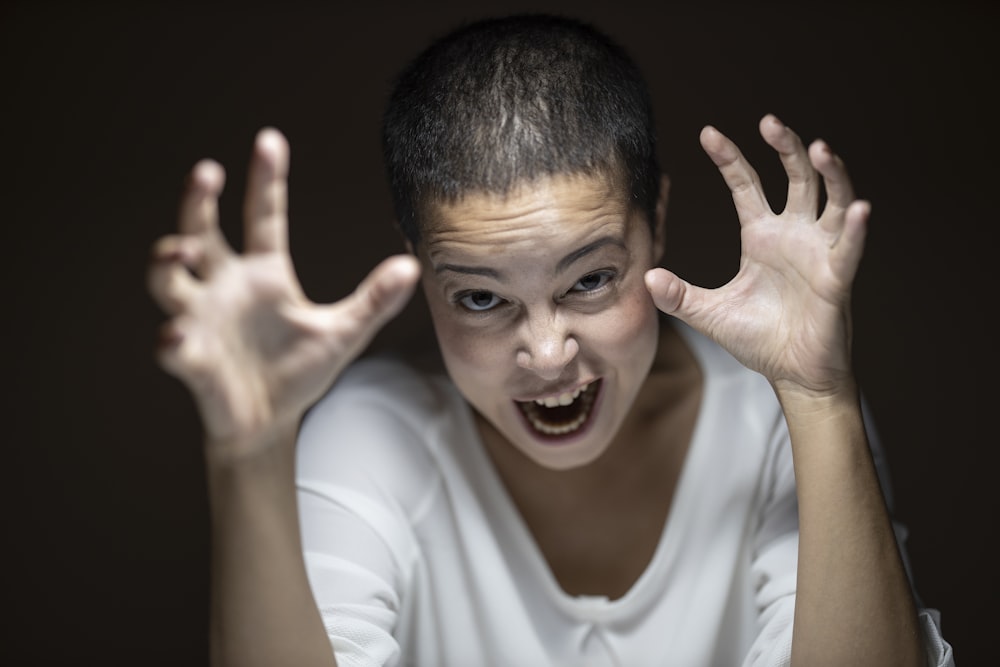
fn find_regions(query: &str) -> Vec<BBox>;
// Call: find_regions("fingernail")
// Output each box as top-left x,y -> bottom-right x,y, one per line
257,128 -> 284,154
152,248 -> 183,263
191,160 -> 223,188
157,324 -> 184,349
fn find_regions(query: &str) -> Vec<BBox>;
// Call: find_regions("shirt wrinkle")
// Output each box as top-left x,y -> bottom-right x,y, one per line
297,324 -> 954,667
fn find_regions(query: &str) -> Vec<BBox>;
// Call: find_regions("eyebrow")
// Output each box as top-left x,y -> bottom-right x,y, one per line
433,235 -> 626,280
556,236 -> 626,273
433,263 -> 503,279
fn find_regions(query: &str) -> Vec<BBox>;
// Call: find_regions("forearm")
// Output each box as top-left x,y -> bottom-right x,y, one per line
778,383 -> 924,667
206,426 -> 337,667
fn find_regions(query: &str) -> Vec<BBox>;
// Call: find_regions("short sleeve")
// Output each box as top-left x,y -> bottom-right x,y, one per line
296,358 -> 443,667
741,413 -> 798,667
740,398 -> 955,666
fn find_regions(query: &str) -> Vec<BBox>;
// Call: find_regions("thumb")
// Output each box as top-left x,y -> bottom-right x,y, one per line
644,267 -> 691,316
315,254 -> 421,373
344,255 -> 422,336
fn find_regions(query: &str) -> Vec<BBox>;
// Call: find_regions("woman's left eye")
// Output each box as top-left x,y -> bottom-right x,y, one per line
571,270 -> 614,293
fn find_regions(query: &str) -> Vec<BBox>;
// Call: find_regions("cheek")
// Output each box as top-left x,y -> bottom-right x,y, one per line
440,327 -> 496,371
424,295 -> 506,381
584,283 -> 659,354
423,279 -> 659,382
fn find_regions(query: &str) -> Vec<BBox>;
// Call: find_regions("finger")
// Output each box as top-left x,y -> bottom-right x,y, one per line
344,254 -> 421,328
809,139 -> 856,233
154,316 -> 194,378
830,200 -> 869,280
177,159 -> 232,274
700,125 -> 771,223
644,267 -> 689,315
148,236 -> 202,314
154,313 -> 217,389
644,267 -> 714,331
330,254 -> 422,356
243,128 -> 290,254
759,114 -> 819,217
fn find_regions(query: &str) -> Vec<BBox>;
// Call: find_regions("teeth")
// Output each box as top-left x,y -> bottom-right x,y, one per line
525,411 -> 588,435
520,381 -> 598,437
535,386 -> 583,407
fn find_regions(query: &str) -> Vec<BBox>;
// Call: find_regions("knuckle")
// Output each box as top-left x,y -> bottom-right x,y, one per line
150,235 -> 183,261
359,279 -> 389,321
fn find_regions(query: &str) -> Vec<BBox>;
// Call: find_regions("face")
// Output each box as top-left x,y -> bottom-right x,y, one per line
416,173 -> 666,470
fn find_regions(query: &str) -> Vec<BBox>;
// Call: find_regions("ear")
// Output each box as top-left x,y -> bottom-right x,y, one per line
390,217 -> 416,256
651,173 -> 670,263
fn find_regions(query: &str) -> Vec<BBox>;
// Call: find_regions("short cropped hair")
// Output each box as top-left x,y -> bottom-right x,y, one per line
382,13 -> 661,245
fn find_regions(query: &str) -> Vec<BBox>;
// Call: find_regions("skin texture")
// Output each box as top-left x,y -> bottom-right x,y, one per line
148,130 -> 420,667
414,173 -> 689,601
148,114 -> 926,666
416,173 -> 666,471
646,116 -> 924,666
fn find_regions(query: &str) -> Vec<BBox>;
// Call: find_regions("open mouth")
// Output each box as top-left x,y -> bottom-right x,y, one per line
514,379 -> 602,439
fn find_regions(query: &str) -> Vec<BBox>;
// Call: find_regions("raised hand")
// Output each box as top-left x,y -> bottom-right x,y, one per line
148,129 -> 420,457
646,114 -> 869,396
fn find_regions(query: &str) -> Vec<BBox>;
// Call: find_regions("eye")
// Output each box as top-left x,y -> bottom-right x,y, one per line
571,270 -> 614,293
457,290 -> 503,312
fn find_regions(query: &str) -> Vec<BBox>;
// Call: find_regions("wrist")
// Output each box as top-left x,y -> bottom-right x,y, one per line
771,375 -> 861,421
204,417 -> 301,471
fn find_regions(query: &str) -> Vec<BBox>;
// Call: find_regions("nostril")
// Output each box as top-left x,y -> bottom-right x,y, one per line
516,317 -> 577,374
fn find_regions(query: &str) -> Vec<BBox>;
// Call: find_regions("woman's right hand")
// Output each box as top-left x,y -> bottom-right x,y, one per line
148,128 -> 420,460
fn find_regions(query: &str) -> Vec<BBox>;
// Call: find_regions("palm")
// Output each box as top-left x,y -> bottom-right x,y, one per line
148,129 -> 419,446
648,115 -> 868,394
167,251 -> 336,440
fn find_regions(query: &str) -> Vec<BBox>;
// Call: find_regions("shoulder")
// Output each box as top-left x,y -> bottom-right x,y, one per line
669,318 -> 775,402
297,354 -> 467,509
305,354 -> 456,432
668,318 -> 790,467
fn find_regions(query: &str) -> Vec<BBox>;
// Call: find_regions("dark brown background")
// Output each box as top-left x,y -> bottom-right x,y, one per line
4,1 -> 995,664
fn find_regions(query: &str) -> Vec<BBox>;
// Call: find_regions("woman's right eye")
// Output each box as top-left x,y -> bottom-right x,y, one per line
457,291 -> 502,312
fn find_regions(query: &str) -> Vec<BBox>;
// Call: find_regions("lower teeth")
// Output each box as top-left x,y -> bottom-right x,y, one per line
520,382 -> 597,436
528,412 -> 588,435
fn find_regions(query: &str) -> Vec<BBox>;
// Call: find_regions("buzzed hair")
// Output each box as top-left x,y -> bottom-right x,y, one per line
382,13 -> 661,245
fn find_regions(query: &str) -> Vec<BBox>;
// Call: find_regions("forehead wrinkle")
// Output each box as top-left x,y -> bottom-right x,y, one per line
423,172 -> 628,232
425,222 -> 555,274
426,212 -> 624,259
422,173 -> 634,277
426,219 -> 630,286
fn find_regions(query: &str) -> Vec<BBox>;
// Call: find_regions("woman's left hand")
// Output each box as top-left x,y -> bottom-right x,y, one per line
645,114 -> 868,397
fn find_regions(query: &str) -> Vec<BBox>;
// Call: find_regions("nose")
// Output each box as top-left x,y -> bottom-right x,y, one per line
515,310 -> 579,380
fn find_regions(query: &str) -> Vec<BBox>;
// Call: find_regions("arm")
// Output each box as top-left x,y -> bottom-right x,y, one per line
779,381 -> 921,666
147,129 -> 420,666
646,115 -> 925,666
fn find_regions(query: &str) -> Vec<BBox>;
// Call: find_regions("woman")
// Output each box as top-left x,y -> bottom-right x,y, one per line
147,14 -> 953,667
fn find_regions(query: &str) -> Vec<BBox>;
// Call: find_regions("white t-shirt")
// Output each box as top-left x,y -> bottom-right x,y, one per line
296,323 -> 953,667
